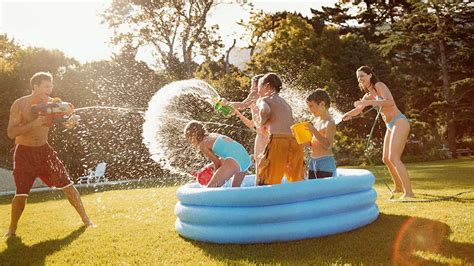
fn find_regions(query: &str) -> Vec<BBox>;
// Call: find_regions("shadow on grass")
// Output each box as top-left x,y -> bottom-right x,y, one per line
0,178 -> 180,205
410,192 -> 474,203
374,182 -> 474,203
185,214 -> 474,264
0,226 -> 86,264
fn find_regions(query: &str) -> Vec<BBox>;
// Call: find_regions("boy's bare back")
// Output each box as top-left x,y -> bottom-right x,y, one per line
259,94 -> 294,135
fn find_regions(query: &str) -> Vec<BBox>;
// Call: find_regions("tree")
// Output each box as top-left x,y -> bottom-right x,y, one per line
244,12 -> 321,87
243,11 -> 392,99
310,0 -> 414,43
194,56 -> 249,101
379,0 -> 474,156
102,0 -> 224,79
0,34 -> 20,61
242,10 -> 399,164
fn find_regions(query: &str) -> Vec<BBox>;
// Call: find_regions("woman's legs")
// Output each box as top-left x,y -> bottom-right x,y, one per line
383,129 -> 403,192
207,158 -> 240,188
388,119 -> 414,198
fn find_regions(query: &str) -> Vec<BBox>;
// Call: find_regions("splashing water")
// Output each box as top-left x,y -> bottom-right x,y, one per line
143,79 -> 254,178
329,107 -> 344,125
76,106 -> 145,115
49,105 -> 165,185
279,89 -> 313,123
280,89 -> 344,125
141,80 -> 344,181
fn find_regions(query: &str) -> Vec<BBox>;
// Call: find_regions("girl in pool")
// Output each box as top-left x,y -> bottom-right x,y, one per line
184,121 -> 251,188
342,66 -> 414,199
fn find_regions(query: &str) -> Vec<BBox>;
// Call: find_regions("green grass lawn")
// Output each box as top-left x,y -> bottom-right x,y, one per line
1,158 -> 473,264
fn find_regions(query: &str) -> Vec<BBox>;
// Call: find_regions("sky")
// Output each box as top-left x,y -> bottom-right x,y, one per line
0,0 -> 336,65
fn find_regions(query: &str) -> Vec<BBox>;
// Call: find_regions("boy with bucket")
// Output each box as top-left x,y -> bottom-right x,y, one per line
300,89 -> 337,178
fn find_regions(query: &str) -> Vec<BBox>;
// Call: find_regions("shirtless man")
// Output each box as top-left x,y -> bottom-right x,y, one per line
255,73 -> 305,185
4,72 -> 94,238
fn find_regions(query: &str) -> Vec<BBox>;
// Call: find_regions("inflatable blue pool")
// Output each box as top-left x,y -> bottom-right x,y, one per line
175,168 -> 379,244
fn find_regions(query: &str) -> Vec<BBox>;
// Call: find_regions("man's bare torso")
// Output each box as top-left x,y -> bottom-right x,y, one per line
14,96 -> 50,146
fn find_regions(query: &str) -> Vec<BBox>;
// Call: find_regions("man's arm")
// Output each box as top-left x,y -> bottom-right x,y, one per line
7,101 -> 45,139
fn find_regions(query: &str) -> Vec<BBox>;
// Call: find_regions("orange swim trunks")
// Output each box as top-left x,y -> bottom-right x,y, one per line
257,134 -> 305,185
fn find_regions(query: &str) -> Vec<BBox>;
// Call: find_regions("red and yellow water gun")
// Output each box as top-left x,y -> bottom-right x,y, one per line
31,98 -> 75,127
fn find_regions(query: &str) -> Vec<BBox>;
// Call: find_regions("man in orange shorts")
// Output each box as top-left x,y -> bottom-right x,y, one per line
4,72 -> 94,238
256,73 -> 305,185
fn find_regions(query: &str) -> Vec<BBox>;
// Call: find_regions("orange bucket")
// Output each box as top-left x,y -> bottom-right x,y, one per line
291,122 -> 312,144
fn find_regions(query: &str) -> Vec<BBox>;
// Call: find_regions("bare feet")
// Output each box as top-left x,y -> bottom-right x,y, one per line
3,229 -> 16,238
83,220 -> 97,228
391,184 -> 403,193
400,193 -> 415,199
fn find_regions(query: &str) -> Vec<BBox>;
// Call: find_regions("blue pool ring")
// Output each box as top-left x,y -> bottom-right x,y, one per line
175,168 -> 379,244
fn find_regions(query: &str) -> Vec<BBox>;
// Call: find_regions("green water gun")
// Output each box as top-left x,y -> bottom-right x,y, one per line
210,97 -> 233,117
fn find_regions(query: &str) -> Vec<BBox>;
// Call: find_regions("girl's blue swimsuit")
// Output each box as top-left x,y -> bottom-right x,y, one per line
212,135 -> 251,172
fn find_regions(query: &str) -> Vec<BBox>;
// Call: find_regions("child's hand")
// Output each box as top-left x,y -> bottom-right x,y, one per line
231,108 -> 239,116
204,162 -> 214,170
251,75 -> 260,84
354,100 -> 367,108
221,98 -> 229,105
305,122 -> 316,133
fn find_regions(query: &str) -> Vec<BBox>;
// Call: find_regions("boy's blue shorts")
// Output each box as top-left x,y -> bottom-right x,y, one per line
308,155 -> 337,179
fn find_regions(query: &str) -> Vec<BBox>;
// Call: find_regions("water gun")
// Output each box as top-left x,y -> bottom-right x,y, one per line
208,97 -> 233,117
193,165 -> 214,186
31,97 -> 75,127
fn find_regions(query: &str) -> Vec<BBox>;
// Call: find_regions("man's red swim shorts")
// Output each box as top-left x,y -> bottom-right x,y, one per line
13,144 -> 73,196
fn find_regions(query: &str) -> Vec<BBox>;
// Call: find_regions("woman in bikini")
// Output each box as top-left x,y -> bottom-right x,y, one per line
342,66 -> 414,199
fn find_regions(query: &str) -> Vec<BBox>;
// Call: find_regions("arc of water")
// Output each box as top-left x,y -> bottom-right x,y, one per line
75,106 -> 146,115
142,79 -> 223,176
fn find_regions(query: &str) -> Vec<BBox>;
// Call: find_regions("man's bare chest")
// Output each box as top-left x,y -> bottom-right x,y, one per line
19,103 -> 37,124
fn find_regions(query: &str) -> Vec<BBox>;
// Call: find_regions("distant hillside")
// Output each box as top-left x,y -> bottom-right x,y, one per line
228,47 -> 251,71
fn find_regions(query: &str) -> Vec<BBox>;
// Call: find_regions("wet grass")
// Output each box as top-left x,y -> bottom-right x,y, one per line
0,157 -> 473,264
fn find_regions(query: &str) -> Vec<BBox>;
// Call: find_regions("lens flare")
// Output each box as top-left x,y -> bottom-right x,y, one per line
392,217 -> 447,265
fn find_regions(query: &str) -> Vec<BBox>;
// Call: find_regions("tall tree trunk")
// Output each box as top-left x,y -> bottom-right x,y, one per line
225,39 -> 236,76
439,39 -> 456,158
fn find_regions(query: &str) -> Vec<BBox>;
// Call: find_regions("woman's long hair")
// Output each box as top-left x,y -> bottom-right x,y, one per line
357,66 -> 380,93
